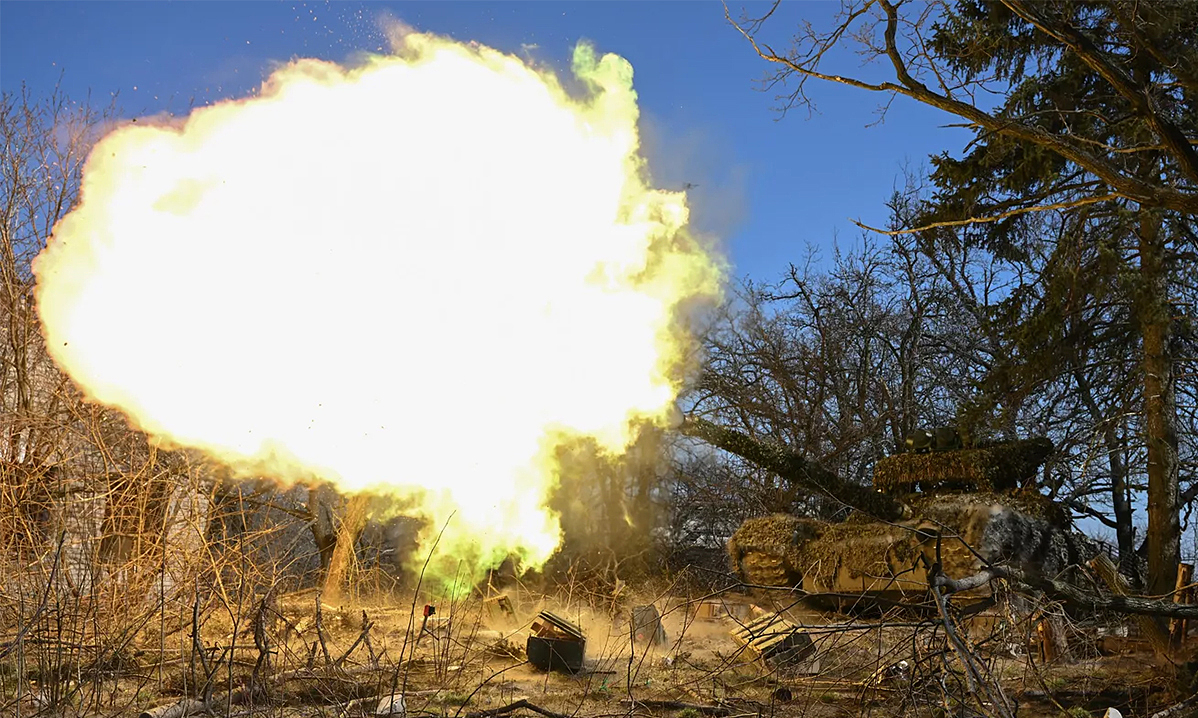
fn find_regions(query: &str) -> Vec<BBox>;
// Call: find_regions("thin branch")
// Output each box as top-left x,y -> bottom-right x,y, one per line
853,193 -> 1121,236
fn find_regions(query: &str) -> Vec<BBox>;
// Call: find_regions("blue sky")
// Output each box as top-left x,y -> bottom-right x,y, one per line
0,1 -> 969,284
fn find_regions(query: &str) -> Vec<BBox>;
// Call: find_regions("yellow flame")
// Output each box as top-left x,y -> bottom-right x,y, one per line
33,32 -> 723,583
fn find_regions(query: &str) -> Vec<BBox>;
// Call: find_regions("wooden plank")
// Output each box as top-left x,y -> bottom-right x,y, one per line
1170,563 -> 1194,649
533,610 -> 583,640
1037,618 -> 1058,662
729,613 -> 815,665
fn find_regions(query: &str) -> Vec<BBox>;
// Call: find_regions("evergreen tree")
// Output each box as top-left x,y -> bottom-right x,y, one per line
738,0 -> 1198,595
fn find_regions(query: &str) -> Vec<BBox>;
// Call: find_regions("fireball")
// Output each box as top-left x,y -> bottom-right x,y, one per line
33,30 -> 723,583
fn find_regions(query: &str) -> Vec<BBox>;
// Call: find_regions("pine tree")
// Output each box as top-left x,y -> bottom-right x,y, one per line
738,0 -> 1198,595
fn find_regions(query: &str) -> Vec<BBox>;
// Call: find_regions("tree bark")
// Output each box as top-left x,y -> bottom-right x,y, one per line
1138,209 -> 1181,598
940,564 -> 1198,621
307,483 -> 340,572
1108,426 -> 1138,581
678,417 -> 905,522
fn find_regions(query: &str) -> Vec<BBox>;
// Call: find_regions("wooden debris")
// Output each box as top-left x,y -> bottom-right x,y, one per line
693,600 -> 753,622
138,699 -> 206,718
483,594 -> 515,620
531,610 -> 583,640
1170,562 -> 1194,649
1036,617 -> 1058,663
527,611 -> 585,673
729,612 -> 815,666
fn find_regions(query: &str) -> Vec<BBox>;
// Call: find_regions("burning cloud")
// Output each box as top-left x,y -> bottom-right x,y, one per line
33,31 -> 722,581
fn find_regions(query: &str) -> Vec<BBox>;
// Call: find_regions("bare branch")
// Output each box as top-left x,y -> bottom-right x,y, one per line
853,193 -> 1122,236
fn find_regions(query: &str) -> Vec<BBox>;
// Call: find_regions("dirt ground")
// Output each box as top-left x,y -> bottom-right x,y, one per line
2,582 -> 1169,718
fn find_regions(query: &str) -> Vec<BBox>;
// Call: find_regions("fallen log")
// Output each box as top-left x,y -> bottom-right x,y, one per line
138,666 -> 380,718
934,566 -> 1198,620
619,700 -> 730,716
139,700 -> 206,718
1151,695 -> 1198,718
465,699 -> 572,718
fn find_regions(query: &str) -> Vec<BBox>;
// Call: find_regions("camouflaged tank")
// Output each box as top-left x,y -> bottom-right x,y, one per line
726,435 -> 1097,604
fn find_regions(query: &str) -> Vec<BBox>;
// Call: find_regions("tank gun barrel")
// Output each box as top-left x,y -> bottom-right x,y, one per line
678,417 -> 905,521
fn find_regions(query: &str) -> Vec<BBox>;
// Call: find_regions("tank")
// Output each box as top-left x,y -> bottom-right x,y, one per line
723,432 -> 1096,605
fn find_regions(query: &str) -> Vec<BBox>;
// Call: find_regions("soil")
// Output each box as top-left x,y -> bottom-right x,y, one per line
3,586 -> 1181,718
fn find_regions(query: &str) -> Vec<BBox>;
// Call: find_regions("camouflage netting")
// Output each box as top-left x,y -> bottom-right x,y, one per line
792,518 -> 933,594
728,494 -> 1099,599
916,493 -> 1098,581
910,490 -> 1067,528
727,514 -> 825,587
872,437 -> 1054,494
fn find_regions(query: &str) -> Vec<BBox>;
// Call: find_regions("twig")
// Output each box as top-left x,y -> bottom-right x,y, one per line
250,584 -> 276,698
333,613 -> 375,669
930,536 -> 1016,718
314,590 -> 333,665
393,512 -> 454,701
1150,694 -> 1198,718
853,193 -> 1121,236
0,531 -> 66,660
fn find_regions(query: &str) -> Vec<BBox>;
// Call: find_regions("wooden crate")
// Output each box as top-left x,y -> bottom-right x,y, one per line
729,612 -> 815,666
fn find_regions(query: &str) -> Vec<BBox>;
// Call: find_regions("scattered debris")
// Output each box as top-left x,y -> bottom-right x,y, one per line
693,600 -> 754,622
425,615 -> 453,639
375,693 -> 406,716
619,699 -> 730,716
1036,616 -> 1059,662
484,594 -> 515,620
1170,563 -> 1194,649
472,629 -> 523,658
866,659 -> 910,688
138,700 -> 206,718
729,612 -> 815,667
527,610 -> 586,673
631,604 -> 667,644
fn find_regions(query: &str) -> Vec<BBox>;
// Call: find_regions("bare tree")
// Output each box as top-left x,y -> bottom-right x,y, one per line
731,0 -> 1198,597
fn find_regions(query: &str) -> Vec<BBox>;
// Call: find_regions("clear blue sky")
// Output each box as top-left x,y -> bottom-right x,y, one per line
1,1 -> 966,283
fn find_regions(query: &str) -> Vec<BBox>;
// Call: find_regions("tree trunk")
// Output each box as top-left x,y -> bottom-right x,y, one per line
307,483 -> 341,573
1138,209 -> 1181,598
1109,429 -> 1138,582
322,492 -> 369,604
1071,365 -> 1138,582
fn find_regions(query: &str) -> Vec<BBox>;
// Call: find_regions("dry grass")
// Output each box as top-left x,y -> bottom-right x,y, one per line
0,509 -> 1183,718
